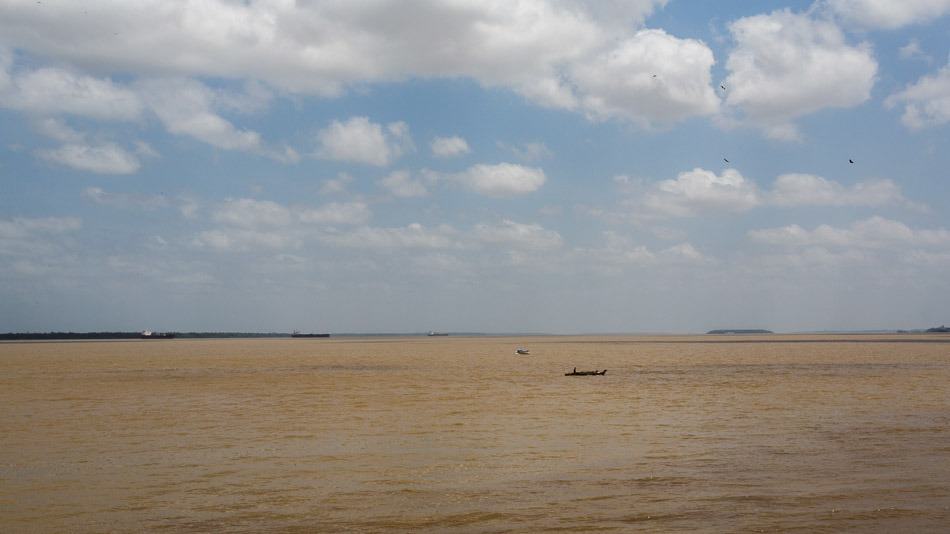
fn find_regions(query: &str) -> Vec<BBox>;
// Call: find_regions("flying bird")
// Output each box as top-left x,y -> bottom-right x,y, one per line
720,84 -> 726,90
723,158 -> 730,163
849,159 -> 854,164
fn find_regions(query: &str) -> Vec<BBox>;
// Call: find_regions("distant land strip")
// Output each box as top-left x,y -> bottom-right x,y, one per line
0,332 -> 291,340
555,338 -> 950,345
707,329 -> 773,334
2,331 -> 948,342
0,332 -> 495,340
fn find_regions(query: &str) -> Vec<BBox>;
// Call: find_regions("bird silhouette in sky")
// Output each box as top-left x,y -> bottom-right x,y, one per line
723,158 -> 730,163
720,84 -> 726,90
849,159 -> 854,164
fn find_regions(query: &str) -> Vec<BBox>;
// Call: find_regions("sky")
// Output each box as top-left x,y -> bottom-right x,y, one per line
1,0 -> 949,334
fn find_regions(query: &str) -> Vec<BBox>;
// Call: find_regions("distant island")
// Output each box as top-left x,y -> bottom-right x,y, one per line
707,329 -> 774,334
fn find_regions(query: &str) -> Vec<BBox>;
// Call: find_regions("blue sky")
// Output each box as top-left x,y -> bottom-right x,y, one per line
1,0 -> 949,333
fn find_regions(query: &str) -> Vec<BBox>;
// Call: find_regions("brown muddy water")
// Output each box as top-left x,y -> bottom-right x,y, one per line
2,335 -> 950,532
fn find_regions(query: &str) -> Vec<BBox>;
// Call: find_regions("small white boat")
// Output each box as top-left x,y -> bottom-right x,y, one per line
515,347 -> 530,355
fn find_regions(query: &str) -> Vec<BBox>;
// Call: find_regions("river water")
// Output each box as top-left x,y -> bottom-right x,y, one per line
2,335 -> 949,532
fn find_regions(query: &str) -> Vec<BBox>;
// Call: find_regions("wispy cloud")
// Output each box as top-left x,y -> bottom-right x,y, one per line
378,170 -> 428,198
83,187 -> 170,210
749,216 -> 950,249
499,141 -> 552,162
298,202 -> 372,225
473,220 -> 563,250
136,78 -> 262,152
623,168 -> 924,219
826,0 -> 950,30
319,223 -> 458,250
37,143 -> 140,174
449,163 -> 546,197
768,174 -> 924,210
886,60 -> 950,129
430,136 -> 470,158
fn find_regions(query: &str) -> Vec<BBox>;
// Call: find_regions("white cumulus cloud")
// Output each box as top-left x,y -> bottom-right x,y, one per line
453,163 -> 546,197
0,61 -> 142,120
0,1 -> 722,128
573,29 -> 720,125
639,168 -> 760,218
724,10 -> 877,140
885,60 -> 950,129
316,116 -> 412,166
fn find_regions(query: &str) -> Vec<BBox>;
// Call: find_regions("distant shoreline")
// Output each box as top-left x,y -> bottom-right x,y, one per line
0,331 -> 481,340
1,330 -> 948,341
0,332 -> 291,340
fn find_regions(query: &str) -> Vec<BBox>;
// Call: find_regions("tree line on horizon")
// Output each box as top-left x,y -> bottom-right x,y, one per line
0,332 -> 292,340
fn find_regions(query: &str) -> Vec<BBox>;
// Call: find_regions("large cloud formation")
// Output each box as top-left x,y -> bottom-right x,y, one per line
749,216 -> 950,249
723,9 -> 877,140
0,0 -> 717,128
0,50 -> 288,163
573,29 -> 719,124
626,168 -> 920,219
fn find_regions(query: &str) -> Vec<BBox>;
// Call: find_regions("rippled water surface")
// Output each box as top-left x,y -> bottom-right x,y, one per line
2,335 -> 950,532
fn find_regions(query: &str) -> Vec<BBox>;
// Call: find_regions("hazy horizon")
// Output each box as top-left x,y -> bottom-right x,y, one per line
2,1 -> 949,333
3,328 -> 948,338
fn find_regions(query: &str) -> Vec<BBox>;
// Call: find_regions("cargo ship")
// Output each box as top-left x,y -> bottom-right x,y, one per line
291,331 -> 330,338
140,330 -> 176,339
